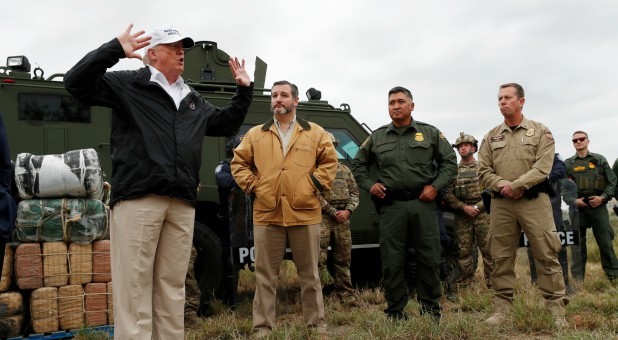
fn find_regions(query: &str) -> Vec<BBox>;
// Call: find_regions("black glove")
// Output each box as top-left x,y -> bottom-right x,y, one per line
613,205 -> 618,216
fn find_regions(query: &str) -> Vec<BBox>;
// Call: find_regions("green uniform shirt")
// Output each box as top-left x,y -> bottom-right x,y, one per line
565,151 -> 616,201
352,120 -> 457,192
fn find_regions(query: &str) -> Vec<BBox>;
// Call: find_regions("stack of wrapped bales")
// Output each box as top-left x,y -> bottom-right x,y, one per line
3,149 -> 113,337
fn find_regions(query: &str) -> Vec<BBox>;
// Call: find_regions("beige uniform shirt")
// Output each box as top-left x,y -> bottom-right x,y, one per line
478,116 -> 555,193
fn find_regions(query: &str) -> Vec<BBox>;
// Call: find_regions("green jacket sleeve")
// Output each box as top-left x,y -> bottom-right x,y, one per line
431,131 -> 457,190
352,136 -> 375,193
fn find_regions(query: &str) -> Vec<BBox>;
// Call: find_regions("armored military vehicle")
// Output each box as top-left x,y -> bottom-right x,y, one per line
0,43 -> 381,310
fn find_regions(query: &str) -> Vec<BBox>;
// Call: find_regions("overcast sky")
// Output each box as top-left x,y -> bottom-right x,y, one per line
4,1 -> 618,163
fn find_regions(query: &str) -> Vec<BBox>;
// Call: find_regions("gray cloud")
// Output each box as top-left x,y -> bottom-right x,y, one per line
3,0 -> 617,161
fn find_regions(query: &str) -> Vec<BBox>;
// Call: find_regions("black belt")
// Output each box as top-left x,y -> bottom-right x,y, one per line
387,188 -> 423,201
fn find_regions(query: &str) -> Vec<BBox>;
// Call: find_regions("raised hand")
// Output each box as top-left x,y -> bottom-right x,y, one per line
228,57 -> 251,86
116,24 -> 151,60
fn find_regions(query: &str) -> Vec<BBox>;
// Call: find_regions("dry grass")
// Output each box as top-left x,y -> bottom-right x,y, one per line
77,214 -> 618,339
183,214 -> 618,340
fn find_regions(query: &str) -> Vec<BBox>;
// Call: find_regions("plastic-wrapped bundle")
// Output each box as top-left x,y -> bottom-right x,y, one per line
42,242 -> 68,287
15,243 -> 43,290
31,287 -> 59,334
14,149 -> 104,200
0,292 -> 24,337
0,246 -> 13,293
106,282 -> 113,325
92,240 -> 111,283
69,243 -> 93,285
14,198 -> 108,243
84,283 -> 107,326
58,285 -> 84,330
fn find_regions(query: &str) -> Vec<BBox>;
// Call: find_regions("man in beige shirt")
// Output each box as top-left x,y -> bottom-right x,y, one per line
478,83 -> 568,328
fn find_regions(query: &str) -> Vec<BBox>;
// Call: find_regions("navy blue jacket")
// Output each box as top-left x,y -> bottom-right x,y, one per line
65,39 -> 252,206
0,113 -> 16,239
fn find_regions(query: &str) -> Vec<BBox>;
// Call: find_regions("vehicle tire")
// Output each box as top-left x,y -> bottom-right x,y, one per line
193,220 -> 223,315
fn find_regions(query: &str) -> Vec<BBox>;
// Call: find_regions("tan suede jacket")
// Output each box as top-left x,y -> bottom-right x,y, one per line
231,117 -> 338,226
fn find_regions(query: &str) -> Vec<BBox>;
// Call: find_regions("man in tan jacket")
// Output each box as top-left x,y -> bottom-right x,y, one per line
232,80 -> 338,338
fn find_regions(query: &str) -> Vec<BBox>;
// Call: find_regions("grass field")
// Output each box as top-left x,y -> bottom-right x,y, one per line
182,213 -> 618,340
77,213 -> 618,340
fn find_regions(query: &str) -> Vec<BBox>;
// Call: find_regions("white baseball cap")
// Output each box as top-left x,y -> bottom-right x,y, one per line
147,24 -> 194,49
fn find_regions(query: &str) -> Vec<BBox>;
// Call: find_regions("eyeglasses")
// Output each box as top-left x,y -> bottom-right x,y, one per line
572,137 -> 586,143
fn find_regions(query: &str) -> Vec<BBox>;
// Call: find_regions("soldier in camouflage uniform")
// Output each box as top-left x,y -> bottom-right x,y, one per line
566,131 -> 618,282
444,133 -> 493,288
318,132 -> 360,306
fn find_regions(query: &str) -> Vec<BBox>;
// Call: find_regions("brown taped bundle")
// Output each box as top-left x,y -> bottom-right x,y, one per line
92,240 -> 111,283
84,283 -> 107,326
69,243 -> 92,285
58,285 -> 84,330
0,315 -> 24,338
30,287 -> 59,334
43,242 -> 68,287
0,246 -> 13,292
15,243 -> 43,289
0,292 -> 24,317
107,282 -> 113,325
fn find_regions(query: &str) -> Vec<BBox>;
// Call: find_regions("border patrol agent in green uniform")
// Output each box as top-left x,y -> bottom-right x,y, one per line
566,131 -> 618,282
478,83 -> 568,328
352,86 -> 456,321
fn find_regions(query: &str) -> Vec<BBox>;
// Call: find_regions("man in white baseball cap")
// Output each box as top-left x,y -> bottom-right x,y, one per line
65,24 -> 253,339
148,24 -> 194,49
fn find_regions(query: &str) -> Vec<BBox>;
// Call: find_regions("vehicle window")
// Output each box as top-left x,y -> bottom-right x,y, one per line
327,129 -> 360,161
18,94 -> 91,122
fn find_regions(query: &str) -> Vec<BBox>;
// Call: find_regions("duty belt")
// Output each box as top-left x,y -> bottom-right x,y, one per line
492,178 -> 554,199
387,188 -> 423,201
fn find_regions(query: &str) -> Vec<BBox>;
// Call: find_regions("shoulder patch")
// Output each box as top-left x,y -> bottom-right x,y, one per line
544,130 -> 554,140
439,132 -> 446,140
215,164 -> 224,174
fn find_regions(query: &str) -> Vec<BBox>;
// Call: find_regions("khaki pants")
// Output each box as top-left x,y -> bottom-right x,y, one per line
488,193 -> 567,316
110,195 -> 195,340
253,224 -> 324,330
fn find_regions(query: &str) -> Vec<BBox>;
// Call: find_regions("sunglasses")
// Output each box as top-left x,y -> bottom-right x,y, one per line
572,137 -> 586,143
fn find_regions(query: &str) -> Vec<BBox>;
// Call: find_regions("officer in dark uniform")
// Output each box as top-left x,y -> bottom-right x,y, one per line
566,131 -> 618,282
352,86 -> 457,321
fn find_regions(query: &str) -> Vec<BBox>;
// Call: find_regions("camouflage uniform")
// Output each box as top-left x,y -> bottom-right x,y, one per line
318,162 -> 360,300
184,246 -> 201,323
444,159 -> 492,287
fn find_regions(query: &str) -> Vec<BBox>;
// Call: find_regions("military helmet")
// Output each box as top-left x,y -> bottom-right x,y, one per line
452,132 -> 478,148
326,132 -> 339,147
